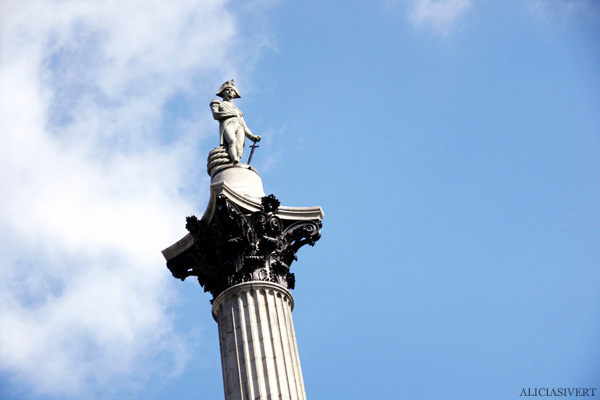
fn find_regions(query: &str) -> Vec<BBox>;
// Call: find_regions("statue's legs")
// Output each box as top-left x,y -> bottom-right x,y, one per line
223,124 -> 240,163
234,127 -> 245,161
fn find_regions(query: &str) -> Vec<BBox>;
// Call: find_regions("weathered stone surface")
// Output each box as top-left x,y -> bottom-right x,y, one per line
212,282 -> 306,400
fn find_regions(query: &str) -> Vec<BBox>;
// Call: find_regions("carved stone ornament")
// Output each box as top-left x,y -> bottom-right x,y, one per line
166,194 -> 322,301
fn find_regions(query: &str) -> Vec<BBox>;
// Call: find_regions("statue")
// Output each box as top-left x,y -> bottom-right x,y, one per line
210,80 -> 261,164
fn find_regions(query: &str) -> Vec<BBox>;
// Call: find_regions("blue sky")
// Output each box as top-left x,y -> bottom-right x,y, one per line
1,0 -> 598,399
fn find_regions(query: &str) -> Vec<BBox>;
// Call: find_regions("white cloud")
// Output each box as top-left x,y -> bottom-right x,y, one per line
408,0 -> 472,35
0,0 -> 264,397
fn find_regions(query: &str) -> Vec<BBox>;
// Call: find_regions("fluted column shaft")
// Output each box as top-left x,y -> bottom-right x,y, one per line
212,282 -> 306,400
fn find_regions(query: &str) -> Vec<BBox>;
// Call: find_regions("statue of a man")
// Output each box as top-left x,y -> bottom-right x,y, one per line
210,80 -> 261,163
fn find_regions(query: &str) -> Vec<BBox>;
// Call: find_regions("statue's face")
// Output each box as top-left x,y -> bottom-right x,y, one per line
223,87 -> 236,100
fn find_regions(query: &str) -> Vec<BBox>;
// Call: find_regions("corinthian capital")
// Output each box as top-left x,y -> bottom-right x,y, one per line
165,191 -> 322,302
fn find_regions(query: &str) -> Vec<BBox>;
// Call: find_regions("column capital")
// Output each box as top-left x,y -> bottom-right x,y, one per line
164,189 -> 323,302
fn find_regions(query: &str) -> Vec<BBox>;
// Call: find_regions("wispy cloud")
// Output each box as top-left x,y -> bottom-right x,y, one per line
408,0 -> 473,35
0,0 -> 263,397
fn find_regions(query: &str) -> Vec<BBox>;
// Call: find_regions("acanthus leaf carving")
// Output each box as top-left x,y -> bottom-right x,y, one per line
166,194 -> 321,301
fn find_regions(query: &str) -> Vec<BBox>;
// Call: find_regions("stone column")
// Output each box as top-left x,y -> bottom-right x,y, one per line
162,165 -> 323,400
212,282 -> 305,400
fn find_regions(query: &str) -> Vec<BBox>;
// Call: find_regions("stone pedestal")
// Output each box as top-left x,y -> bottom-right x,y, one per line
211,164 -> 265,200
213,282 -> 305,400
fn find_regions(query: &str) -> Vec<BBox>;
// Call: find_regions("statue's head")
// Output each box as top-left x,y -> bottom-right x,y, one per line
216,79 -> 241,99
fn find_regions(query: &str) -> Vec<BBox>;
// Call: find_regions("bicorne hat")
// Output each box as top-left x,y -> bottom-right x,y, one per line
216,79 -> 241,99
